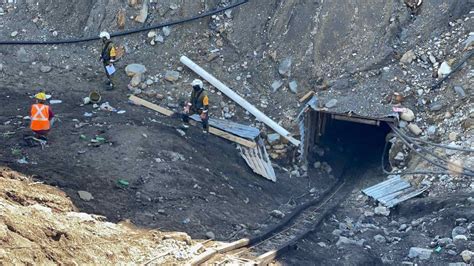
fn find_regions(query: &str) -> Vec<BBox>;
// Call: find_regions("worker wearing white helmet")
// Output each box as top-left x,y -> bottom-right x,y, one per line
99,31 -> 118,89
182,79 -> 209,133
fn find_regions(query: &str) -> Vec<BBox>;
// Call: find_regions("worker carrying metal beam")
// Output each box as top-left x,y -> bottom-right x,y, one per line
182,79 -> 209,133
30,91 -> 55,140
99,31 -> 118,90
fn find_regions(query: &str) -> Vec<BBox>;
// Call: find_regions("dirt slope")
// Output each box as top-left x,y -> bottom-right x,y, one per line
0,166 -> 196,265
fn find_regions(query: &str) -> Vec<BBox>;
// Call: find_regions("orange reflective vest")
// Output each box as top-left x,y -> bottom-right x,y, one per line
30,104 -> 51,131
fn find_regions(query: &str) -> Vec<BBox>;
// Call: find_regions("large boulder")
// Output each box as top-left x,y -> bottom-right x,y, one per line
125,64 -> 147,77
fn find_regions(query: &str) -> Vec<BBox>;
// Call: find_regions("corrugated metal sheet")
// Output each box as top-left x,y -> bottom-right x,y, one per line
362,176 -> 429,208
239,139 -> 276,182
189,114 -> 260,140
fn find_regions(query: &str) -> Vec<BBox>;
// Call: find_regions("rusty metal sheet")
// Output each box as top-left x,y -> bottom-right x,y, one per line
362,175 -> 429,208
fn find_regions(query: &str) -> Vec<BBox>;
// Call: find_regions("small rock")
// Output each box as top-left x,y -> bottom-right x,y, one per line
374,234 -> 386,243
164,70 -> 180,82
429,54 -> 437,65
374,206 -> 390,216
438,61 -> 452,77
399,224 -> 408,231
130,74 -> 142,87
400,108 -> 415,122
408,247 -> 433,260
461,250 -> 473,263
453,86 -> 466,98
147,31 -> 156,38
407,123 -> 422,136
400,50 -> 416,64
10,31 -> 18,37
453,235 -> 468,243
134,1 -> 148,23
449,132 -> 458,141
289,80 -> 298,93
426,126 -> 437,136
267,133 -> 281,145
40,66 -> 52,73
155,35 -> 164,43
430,102 -> 444,112
78,191 -> 94,201
162,26 -> 171,37
271,80 -> 283,92
205,231 -> 215,239
278,58 -> 292,76
452,226 -> 468,239
325,99 -> 338,108
270,210 -> 285,219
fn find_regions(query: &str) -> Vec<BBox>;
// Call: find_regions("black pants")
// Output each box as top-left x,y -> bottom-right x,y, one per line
183,111 -> 209,130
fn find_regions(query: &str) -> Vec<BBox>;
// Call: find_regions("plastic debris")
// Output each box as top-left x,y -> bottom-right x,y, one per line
49,100 -> 62,104
117,110 -> 126,114
100,102 -> 116,112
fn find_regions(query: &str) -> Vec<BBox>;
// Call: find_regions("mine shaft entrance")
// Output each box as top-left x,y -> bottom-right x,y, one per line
302,111 -> 395,174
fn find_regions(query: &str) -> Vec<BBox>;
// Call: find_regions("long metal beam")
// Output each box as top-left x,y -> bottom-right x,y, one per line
180,56 -> 301,146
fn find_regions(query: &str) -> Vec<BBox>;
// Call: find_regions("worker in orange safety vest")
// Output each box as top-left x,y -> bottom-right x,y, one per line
30,92 -> 55,140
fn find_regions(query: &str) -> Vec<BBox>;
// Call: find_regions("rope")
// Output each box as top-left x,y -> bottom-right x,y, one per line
0,0 -> 249,45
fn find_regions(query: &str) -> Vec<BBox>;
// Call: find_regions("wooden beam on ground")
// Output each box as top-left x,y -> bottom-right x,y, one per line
129,95 -> 257,148
215,238 -> 250,253
299,91 -> 315,103
129,95 -> 174,117
187,248 -> 217,266
209,127 -> 257,148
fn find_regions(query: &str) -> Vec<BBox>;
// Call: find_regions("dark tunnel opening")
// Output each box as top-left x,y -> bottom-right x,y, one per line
307,113 -> 393,176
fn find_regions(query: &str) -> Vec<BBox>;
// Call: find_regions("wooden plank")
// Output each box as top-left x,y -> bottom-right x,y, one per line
209,127 -> 257,148
129,95 -> 174,117
298,91 -> 315,103
187,248 -> 217,266
256,250 -> 278,266
215,238 -> 250,253
130,95 -> 257,148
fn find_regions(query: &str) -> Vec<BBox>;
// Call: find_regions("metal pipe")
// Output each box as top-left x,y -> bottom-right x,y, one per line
180,56 -> 301,146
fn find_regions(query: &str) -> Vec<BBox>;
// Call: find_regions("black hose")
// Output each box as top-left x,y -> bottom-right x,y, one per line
0,0 -> 249,45
381,141 -> 452,176
389,125 -> 474,176
391,125 -> 474,174
432,49 -> 474,89
409,136 -> 474,152
248,172 -> 346,246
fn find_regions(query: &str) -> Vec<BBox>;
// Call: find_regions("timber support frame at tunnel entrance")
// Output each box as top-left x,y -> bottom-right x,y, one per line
299,100 -> 397,162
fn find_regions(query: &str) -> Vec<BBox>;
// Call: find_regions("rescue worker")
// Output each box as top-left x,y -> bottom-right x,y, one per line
99,31 -> 118,89
182,79 -> 209,133
30,92 -> 54,140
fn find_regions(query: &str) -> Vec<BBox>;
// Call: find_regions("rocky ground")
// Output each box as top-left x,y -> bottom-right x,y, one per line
0,0 -> 473,264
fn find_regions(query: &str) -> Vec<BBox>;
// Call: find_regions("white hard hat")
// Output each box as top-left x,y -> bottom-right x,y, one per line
191,79 -> 203,88
99,31 -> 111,40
